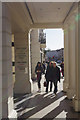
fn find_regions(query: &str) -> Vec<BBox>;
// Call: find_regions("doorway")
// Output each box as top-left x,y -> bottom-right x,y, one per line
30,28 -> 64,93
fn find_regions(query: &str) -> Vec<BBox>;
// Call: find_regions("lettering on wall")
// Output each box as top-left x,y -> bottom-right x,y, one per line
15,47 -> 28,72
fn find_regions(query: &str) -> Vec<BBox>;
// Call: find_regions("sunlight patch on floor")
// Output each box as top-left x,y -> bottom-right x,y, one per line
29,95 -> 66,119
43,92 -> 53,98
19,106 -> 37,116
55,110 -> 67,119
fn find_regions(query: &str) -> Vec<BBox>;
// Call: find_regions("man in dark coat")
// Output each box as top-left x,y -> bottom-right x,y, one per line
45,62 -> 53,92
52,62 -> 60,95
35,62 -> 43,92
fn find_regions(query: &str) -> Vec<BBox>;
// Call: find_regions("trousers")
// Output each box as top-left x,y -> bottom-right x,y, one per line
46,80 -> 53,92
46,80 -> 58,93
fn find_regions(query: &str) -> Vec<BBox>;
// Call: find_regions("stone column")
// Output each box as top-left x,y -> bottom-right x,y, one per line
1,3 -> 17,119
67,14 -> 76,99
63,24 -> 69,92
14,31 -> 31,94
30,29 -> 40,78
73,3 -> 80,111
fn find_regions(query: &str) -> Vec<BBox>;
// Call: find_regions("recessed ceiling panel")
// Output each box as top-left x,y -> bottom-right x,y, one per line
27,2 -> 73,23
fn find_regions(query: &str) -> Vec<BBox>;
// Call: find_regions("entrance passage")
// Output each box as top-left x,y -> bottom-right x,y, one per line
30,28 -> 64,93
13,27 -> 80,119
14,77 -> 80,119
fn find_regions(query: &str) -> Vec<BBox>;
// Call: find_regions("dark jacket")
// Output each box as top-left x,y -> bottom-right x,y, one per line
42,63 -> 46,74
35,65 -> 43,76
35,65 -> 43,80
45,65 -> 53,81
52,66 -> 60,82
60,63 -> 64,71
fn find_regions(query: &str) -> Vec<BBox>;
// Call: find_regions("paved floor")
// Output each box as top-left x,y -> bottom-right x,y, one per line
14,75 -> 80,120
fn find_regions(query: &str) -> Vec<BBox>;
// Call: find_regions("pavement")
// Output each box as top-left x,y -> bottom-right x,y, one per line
14,75 -> 80,120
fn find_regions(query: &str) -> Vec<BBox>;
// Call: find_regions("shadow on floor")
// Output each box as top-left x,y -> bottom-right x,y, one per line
40,97 -> 80,119
14,93 -> 32,103
14,91 -> 80,119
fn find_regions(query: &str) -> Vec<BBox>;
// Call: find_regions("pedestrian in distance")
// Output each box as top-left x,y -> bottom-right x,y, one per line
42,61 -> 46,74
45,61 -> 53,93
60,61 -> 64,78
35,62 -> 43,92
52,62 -> 60,95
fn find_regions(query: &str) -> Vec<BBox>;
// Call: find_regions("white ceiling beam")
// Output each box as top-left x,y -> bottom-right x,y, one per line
30,22 -> 63,29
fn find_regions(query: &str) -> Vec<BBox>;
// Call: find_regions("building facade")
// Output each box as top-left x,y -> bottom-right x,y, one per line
0,2 -> 80,119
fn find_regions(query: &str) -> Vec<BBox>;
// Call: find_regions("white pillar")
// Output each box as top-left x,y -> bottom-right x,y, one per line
73,4 -> 80,111
14,31 -> 31,94
63,24 -> 69,92
2,3 -> 17,119
30,29 -> 40,78
67,14 -> 76,99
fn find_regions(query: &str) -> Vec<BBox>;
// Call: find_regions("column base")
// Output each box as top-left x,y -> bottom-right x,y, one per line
73,97 -> 80,112
63,81 -> 69,92
27,80 -> 31,94
8,109 -> 17,119
8,97 -> 17,119
67,89 -> 75,99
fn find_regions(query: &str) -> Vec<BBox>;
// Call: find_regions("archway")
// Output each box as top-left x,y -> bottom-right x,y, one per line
29,28 -> 64,94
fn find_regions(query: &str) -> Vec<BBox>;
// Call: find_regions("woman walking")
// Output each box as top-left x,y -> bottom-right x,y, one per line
35,62 -> 43,92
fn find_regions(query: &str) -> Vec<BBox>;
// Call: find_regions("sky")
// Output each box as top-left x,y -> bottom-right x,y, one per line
44,29 -> 64,50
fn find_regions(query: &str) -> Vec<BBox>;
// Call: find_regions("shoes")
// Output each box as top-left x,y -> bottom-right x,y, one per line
45,90 -> 48,92
37,89 -> 41,93
54,92 -> 57,95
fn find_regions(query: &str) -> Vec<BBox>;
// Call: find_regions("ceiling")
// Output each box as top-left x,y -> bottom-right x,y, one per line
6,2 -> 75,32
27,2 -> 73,24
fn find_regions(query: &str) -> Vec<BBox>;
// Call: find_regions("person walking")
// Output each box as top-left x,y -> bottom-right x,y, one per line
52,62 -> 60,95
45,61 -> 53,92
60,61 -> 64,78
42,61 -> 46,74
35,62 -> 43,92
